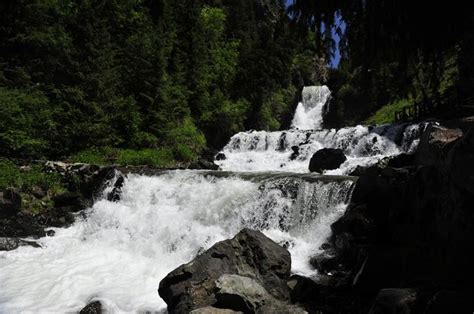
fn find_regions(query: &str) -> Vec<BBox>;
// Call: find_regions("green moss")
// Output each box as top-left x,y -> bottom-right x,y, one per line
364,99 -> 412,125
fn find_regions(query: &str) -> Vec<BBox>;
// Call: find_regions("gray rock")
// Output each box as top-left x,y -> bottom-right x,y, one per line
158,229 -> 294,313
0,237 -> 41,251
215,274 -> 307,314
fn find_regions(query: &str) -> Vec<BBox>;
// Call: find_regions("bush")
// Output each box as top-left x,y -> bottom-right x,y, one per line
167,117 -> 206,162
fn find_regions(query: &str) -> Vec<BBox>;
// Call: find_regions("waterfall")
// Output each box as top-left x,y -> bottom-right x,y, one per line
0,86 -> 425,312
291,86 -> 331,130
217,85 -> 426,174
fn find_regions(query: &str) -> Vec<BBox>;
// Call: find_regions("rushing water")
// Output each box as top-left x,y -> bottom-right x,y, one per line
0,172 -> 354,312
0,86 -> 424,312
217,85 -> 424,174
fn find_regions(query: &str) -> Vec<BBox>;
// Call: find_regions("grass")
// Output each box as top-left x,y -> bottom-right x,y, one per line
71,147 -> 177,168
364,99 -> 412,125
117,148 -> 175,168
0,158 -> 63,193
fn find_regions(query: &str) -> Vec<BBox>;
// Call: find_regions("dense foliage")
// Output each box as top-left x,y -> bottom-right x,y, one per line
289,0 -> 474,126
0,0 -> 321,161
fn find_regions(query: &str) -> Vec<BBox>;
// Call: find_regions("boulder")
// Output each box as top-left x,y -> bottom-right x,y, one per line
290,146 -> 299,161
0,189 -> 22,216
368,289 -> 417,314
190,307 -> 241,314
215,153 -> 227,161
0,237 -> 41,251
107,175 -> 125,202
214,274 -> 306,313
309,148 -> 347,173
415,124 -> 463,166
158,229 -> 296,313
79,301 -> 102,314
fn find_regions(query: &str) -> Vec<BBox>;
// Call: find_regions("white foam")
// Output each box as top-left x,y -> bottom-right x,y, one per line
0,171 -> 353,312
216,123 -> 425,174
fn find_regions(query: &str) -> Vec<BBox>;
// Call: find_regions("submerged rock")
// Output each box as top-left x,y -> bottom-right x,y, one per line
79,301 -> 102,314
158,228 -> 305,313
309,148 -> 347,173
215,153 -> 227,161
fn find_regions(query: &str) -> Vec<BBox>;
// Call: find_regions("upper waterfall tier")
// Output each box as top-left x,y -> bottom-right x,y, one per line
216,123 -> 425,174
291,85 -> 331,130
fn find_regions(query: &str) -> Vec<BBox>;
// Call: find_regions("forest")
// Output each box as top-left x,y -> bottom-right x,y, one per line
1,0 -> 473,165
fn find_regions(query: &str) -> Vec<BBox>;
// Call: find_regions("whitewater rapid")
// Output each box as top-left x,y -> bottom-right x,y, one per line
0,171 -> 354,312
216,123 -> 423,174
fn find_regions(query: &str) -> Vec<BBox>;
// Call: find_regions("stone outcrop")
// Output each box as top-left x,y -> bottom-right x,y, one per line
306,121 -> 474,313
158,228 -> 306,313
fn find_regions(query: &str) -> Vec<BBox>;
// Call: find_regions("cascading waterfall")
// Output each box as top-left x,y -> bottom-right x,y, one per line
216,86 -> 425,174
0,171 -> 354,312
0,86 -> 425,312
291,85 -> 331,130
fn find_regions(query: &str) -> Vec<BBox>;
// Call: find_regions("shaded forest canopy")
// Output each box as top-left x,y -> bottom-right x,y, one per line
1,0 -> 473,162
289,0 -> 474,126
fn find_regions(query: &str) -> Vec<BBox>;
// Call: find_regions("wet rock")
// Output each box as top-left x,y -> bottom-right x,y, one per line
107,175 -> 125,202
309,148 -> 347,173
0,237 -> 41,251
0,189 -> 22,216
290,146 -> 299,160
79,301 -> 102,314
215,153 -> 227,161
214,274 -> 306,313
158,229 -> 294,313
189,159 -> 219,170
368,289 -> 417,314
190,307 -> 242,314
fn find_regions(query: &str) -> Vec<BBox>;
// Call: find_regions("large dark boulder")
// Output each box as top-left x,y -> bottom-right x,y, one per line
158,229 -> 304,313
309,148 -> 346,173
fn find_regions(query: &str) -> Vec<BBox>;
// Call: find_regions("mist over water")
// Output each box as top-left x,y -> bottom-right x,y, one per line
0,86 -> 424,312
